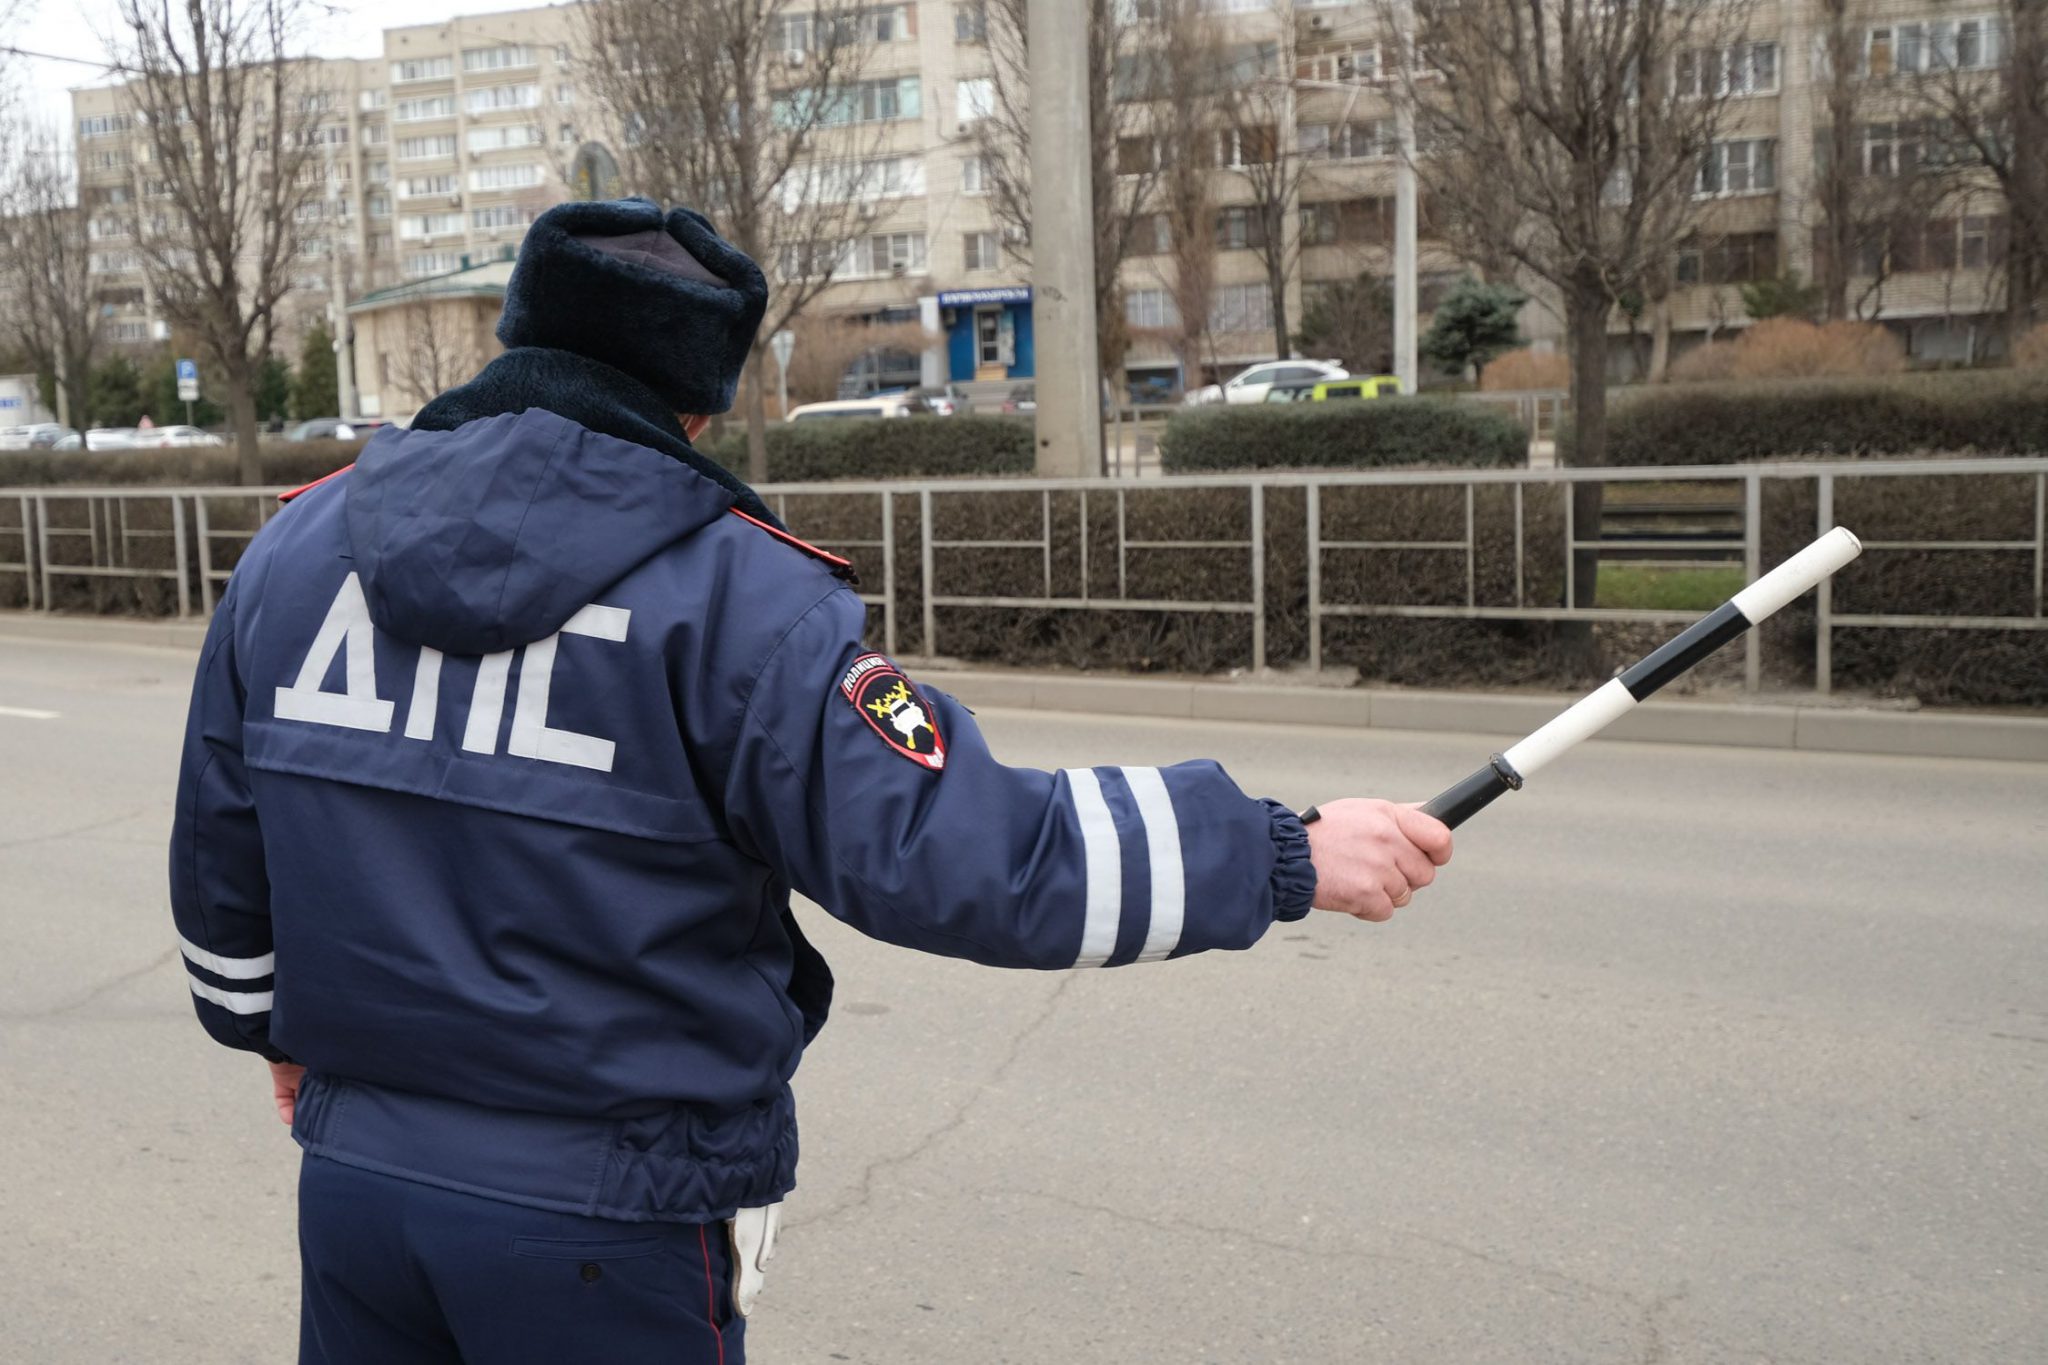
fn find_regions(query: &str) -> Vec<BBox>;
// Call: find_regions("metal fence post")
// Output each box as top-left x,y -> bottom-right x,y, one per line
919,488 -> 936,660
881,489 -> 898,656
1512,482 -> 1524,608
17,494 -> 34,611
196,496 -> 216,617
1815,473 -> 1834,695
2035,472 -> 2045,620
36,494 -> 51,612
1307,481 -> 1323,674
1464,483 -> 1476,608
1563,479 -> 1576,610
1744,473 -> 1762,692
171,494 -> 191,619
1079,488 -> 1090,605
1250,483 -> 1266,672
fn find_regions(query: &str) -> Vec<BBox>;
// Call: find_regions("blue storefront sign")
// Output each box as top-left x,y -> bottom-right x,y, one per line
940,286 -> 1035,382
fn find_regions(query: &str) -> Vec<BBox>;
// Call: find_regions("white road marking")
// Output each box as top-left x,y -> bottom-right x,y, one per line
0,705 -> 61,720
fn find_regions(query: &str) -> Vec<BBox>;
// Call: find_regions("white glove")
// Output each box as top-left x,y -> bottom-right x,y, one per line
727,1203 -> 781,1319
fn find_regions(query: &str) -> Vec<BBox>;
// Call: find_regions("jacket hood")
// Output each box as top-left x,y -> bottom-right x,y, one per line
344,407 -> 734,655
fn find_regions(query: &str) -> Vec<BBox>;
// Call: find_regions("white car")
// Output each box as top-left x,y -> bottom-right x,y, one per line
785,396 -> 933,422
85,427 -> 143,450
1184,359 -> 1350,406
141,425 -> 228,447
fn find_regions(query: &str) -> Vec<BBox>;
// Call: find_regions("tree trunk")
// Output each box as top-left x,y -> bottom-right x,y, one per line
1562,284 -> 1609,670
227,361 -> 262,487
63,356 -> 90,436
1269,259 -> 1290,360
743,345 -> 770,487
1649,300 -> 1672,382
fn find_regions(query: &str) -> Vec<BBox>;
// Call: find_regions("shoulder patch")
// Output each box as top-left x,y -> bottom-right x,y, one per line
730,508 -> 859,584
839,653 -> 946,772
279,464 -> 355,503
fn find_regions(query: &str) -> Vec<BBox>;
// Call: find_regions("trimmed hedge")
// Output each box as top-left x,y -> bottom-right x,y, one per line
1158,399 -> 1528,473
699,415 -> 1033,481
0,441 -> 360,488
1591,372 -> 2048,465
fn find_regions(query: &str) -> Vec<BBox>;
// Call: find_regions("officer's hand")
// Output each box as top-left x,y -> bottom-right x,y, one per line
268,1060 -> 307,1127
1304,799 -> 1452,921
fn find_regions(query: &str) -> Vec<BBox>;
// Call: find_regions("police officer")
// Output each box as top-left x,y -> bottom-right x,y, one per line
169,198 -> 1452,1365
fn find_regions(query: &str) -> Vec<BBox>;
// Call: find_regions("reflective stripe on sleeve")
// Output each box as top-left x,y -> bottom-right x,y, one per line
188,977 -> 274,1015
1122,768 -> 1186,962
1065,768 -> 1124,967
178,934 -> 275,980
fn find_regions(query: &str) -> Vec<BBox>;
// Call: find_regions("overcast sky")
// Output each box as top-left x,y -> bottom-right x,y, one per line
12,0 -> 483,126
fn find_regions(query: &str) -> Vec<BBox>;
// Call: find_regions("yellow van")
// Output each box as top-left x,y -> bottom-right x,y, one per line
1263,375 -> 1404,403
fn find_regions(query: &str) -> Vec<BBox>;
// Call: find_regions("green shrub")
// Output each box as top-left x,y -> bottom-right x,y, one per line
0,440 -> 360,488
699,415 -> 1033,482
1158,399 -> 1528,473
1586,372 -> 2048,465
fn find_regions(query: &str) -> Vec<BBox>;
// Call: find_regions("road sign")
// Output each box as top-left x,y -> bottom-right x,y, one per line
176,358 -> 200,403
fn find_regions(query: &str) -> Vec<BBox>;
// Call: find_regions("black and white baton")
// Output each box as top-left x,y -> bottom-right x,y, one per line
1303,527 -> 1864,832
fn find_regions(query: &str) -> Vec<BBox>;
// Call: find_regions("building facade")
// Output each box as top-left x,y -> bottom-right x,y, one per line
70,0 -> 2019,419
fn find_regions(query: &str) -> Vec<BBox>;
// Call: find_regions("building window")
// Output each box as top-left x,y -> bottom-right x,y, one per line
395,96 -> 456,123
1960,214 -> 1993,268
1678,41 -> 1779,97
1296,44 -> 1380,85
470,163 -> 545,191
463,45 -> 534,72
400,173 -> 459,198
468,125 -> 545,152
956,77 -> 995,126
1125,288 -> 1180,330
473,204 -> 535,230
781,76 -> 922,127
466,85 -> 541,115
1209,282 -> 1273,332
78,114 -> 133,138
404,251 -> 463,278
398,211 -> 463,240
1674,231 -> 1778,285
1116,137 -> 1161,176
360,89 -> 388,111
1217,125 -> 1278,168
1865,18 -> 2005,76
367,193 -> 391,218
963,230 -> 999,271
107,320 -> 151,344
366,160 -> 391,184
391,57 -> 453,83
1297,120 -> 1395,161
1215,207 -> 1267,250
786,232 -> 929,279
560,123 -> 578,144
362,123 -> 387,145
1697,139 -> 1776,196
956,2 -> 987,43
397,135 -> 458,161
961,155 -> 988,195
555,83 -> 575,105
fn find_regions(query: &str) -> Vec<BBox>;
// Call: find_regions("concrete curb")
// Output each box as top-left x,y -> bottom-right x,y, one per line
8,612 -> 2043,763
917,668 -> 2048,765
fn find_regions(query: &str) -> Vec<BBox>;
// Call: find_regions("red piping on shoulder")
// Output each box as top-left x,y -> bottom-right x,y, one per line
278,464 -> 355,503
728,507 -> 854,572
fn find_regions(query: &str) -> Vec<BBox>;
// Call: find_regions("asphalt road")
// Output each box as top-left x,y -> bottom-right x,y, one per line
1,630 -> 2043,1364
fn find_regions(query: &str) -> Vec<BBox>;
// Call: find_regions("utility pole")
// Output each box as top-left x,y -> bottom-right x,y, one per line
1393,0 -> 1419,394
325,145 -> 359,418
1027,0 -> 1103,477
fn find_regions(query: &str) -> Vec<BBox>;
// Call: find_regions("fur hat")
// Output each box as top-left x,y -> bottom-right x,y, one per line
496,197 -> 768,416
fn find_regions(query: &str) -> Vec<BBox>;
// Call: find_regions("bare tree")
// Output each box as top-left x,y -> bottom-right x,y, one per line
1391,0 -> 1749,645
973,0 -> 1161,380
112,0 -> 326,483
391,304 -> 482,411
579,0 -> 889,482
1807,0 -> 1963,321
1149,0 -> 1234,383
1392,0 -> 1750,472
1225,5 -> 1309,360
1,128 -> 103,431
1905,1 -> 2048,335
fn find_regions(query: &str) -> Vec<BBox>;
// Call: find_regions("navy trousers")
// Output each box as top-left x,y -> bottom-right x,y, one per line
298,1153 -> 741,1365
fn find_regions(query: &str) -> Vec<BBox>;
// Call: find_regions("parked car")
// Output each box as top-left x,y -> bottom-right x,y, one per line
907,384 -> 970,416
84,427 -> 143,450
51,432 -> 85,451
1000,384 -> 1036,414
1263,375 -> 1404,403
141,424 -> 228,447
785,396 -> 934,421
0,423 -> 72,451
1184,359 -> 1349,406
286,417 -> 388,442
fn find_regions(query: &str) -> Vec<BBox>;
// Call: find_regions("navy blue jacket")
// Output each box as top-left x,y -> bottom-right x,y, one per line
170,350 -> 1316,1222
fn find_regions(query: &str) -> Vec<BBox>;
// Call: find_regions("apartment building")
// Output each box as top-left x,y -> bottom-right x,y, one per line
69,0 -> 2019,416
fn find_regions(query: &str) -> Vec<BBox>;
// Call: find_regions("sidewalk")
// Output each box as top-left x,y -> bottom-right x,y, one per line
7,610 -> 2044,763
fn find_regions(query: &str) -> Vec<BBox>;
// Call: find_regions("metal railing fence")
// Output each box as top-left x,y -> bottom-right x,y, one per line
3,456 -> 2041,698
